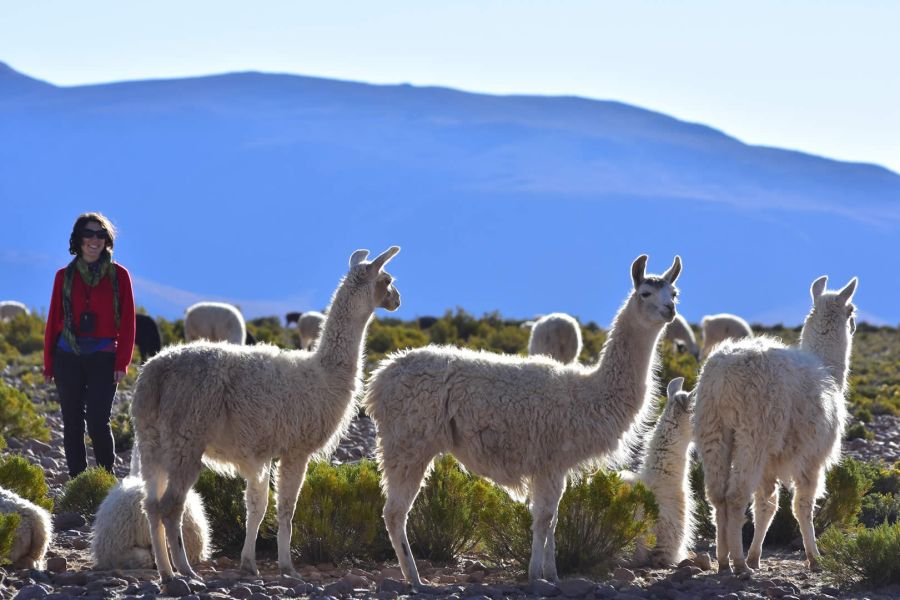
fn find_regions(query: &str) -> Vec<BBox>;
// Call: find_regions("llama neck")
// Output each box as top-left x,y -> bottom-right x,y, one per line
799,318 -> 852,391
313,281 -> 371,382
580,297 -> 665,439
640,415 -> 693,480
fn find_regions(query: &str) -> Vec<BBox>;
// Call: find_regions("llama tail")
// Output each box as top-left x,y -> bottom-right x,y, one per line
27,508 -> 52,570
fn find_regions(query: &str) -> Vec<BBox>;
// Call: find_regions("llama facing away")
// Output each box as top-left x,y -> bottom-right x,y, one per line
0,486 -> 52,569
700,313 -> 752,358
132,247 -> 401,581
184,302 -> 246,345
365,254 -> 681,587
694,276 -> 857,576
665,314 -> 699,359
0,301 -> 29,322
527,313 -> 583,364
632,377 -> 695,567
92,452 -> 210,570
298,311 -> 326,350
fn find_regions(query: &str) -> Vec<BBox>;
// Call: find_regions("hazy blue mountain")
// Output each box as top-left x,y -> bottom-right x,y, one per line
2,62 -> 898,325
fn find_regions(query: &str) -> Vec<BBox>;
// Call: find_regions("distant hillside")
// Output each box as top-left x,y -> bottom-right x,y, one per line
1,62 -> 898,324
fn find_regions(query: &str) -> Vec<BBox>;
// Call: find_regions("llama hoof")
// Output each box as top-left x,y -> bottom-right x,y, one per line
280,567 -> 301,579
717,564 -> 732,575
746,555 -> 761,570
734,565 -> 754,580
807,559 -> 822,573
240,558 -> 259,576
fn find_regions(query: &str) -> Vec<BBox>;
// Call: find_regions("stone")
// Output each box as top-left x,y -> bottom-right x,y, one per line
52,572 -> 89,586
377,578 -> 411,595
230,586 -> 252,599
44,558 -> 66,574
164,578 -> 194,598
52,512 -> 86,530
529,579 -> 560,597
12,585 -> 49,600
557,578 -> 595,597
323,578 -> 354,596
694,553 -> 712,571
248,594 -> 271,600
612,567 -> 636,583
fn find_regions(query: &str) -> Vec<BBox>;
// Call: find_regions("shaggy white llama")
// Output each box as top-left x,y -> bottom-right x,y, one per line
700,313 -> 752,358
92,452 -> 210,570
0,486 -> 52,569
0,301 -> 29,322
527,312 -> 583,364
298,311 -> 326,350
365,254 -> 682,586
693,276 -> 857,576
132,247 -> 401,581
184,302 -> 246,345
665,314 -> 699,358
632,377 -> 695,567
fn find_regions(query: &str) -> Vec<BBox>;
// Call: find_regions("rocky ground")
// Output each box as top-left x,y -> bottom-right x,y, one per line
2,364 -> 899,600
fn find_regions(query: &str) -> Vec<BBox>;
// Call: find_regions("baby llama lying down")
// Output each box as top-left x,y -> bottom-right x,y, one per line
92,453 -> 210,570
527,312 -> 583,364
630,377 -> 695,567
0,486 -> 52,569
694,276 -> 858,576
365,254 -> 682,587
132,247 -> 401,581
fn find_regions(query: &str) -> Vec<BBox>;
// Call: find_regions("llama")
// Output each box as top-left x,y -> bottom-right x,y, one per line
365,254 -> 682,586
91,452 -> 210,570
132,247 -> 401,581
0,486 -> 52,569
693,276 -> 857,576
527,312 -> 583,364
184,302 -> 246,345
298,311 -> 326,350
631,377 -> 695,567
665,314 -> 699,359
700,313 -> 752,358
135,313 -> 163,362
0,301 -> 29,322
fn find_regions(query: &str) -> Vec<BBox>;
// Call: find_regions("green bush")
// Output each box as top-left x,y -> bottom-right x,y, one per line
845,422 -> 874,441
0,381 -> 50,444
820,523 -> 900,587
0,312 -> 45,356
480,470 -> 657,576
194,468 -> 277,555
291,460 -> 391,564
0,513 -> 21,566
0,454 -> 53,511
817,458 -> 874,530
110,404 -> 134,452
860,493 -> 900,527
57,467 -> 117,518
688,458 -> 715,542
408,455 -> 494,561
659,343 -> 699,392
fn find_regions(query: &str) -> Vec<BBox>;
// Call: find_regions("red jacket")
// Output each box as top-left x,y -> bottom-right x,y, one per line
44,263 -> 136,377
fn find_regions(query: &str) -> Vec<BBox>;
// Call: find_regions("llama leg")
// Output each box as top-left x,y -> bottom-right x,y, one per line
792,477 -> 822,572
530,472 -> 566,583
724,450 -> 767,577
383,456 -> 433,589
274,455 -> 310,577
747,478 -> 779,569
159,457 -> 203,578
698,429 -> 733,573
143,465 -> 175,580
240,466 -> 272,576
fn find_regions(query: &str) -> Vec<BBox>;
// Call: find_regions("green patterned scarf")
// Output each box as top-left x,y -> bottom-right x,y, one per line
61,251 -> 120,354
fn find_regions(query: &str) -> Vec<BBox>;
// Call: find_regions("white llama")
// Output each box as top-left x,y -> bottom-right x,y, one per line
298,311 -> 326,350
184,302 -> 246,345
365,254 -> 682,586
665,314 -> 699,358
132,247 -> 401,581
700,313 -> 752,358
632,377 -> 695,567
693,276 -> 857,576
527,313 -> 583,364
0,486 -> 52,569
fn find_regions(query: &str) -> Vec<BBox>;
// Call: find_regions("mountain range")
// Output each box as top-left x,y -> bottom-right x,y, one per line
1,61 -> 897,325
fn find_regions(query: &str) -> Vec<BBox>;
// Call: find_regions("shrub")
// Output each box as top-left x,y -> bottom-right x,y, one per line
817,458 -> 873,530
0,312 -> 45,356
408,455 -> 494,561
860,493 -> 900,527
689,458 -> 715,542
110,404 -> 134,452
0,454 -> 53,511
659,344 -> 699,393
0,381 -> 50,444
0,513 -> 21,566
194,468 -> 277,555
291,460 -> 391,564
480,470 -> 657,576
854,407 -> 873,424
845,422 -> 874,441
57,467 -> 117,519
819,523 -> 900,587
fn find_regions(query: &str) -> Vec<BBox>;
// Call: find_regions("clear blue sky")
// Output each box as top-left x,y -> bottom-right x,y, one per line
3,0 -> 899,173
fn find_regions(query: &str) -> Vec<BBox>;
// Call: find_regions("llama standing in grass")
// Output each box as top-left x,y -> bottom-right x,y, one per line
0,301 -> 29,322
700,313 -> 752,358
694,276 -> 857,576
0,486 -> 51,569
631,377 -> 695,567
132,247 -> 401,581
184,302 -> 246,345
665,314 -> 699,359
298,311 -> 326,350
527,312 -> 583,364
365,254 -> 681,586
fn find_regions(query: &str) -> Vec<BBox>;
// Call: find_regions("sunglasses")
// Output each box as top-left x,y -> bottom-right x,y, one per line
81,229 -> 109,240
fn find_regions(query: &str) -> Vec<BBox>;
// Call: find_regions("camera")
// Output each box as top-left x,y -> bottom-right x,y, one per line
79,311 -> 96,334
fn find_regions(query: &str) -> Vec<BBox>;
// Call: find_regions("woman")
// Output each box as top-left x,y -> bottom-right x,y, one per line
43,213 -> 136,478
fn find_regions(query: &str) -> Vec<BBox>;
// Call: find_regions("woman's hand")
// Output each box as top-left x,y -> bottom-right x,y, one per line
114,370 -> 127,383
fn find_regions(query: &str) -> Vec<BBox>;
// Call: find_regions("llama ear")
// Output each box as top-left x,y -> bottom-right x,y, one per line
662,255 -> 682,284
350,250 -> 370,268
631,255 -> 648,289
368,246 -> 401,275
666,377 -> 685,399
810,276 -> 828,301
837,277 -> 858,305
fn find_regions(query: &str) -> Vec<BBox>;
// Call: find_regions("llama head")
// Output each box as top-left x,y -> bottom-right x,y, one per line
806,275 -> 858,337
346,246 -> 402,313
630,254 -> 682,326
665,376 -> 694,419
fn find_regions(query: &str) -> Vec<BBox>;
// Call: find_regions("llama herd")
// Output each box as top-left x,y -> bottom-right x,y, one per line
0,248 -> 858,589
